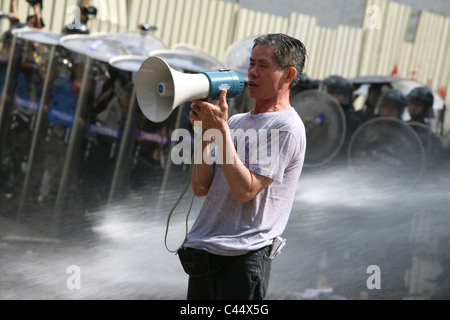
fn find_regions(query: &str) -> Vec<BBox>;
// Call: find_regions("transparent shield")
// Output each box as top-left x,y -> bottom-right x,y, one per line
17,47 -> 87,228
0,36 -> 49,208
348,118 -> 425,186
107,56 -> 192,205
50,58 -> 134,225
291,90 -> 346,168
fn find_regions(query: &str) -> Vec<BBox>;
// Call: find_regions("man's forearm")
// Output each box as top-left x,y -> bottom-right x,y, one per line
33,3 -> 42,28
10,0 -> 17,15
217,126 -> 273,204
9,0 -> 18,27
188,92 -> 272,202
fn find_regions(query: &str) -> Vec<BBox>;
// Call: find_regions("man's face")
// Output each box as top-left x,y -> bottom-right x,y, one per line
408,103 -> 425,119
329,92 -> 346,104
380,106 -> 400,119
367,87 -> 381,107
247,45 -> 286,101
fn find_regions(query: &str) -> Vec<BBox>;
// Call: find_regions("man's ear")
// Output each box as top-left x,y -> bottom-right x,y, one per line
285,67 -> 297,84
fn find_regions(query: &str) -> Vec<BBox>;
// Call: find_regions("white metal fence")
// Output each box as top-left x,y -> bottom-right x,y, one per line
1,0 -> 449,121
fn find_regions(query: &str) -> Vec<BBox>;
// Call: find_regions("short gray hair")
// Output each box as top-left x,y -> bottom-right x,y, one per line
253,33 -> 308,88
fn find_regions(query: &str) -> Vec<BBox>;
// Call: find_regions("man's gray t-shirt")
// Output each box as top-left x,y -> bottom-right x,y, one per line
184,107 -> 306,256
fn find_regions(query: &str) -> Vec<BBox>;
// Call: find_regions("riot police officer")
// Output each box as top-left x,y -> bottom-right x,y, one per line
321,75 -> 363,160
406,86 -> 434,125
375,88 -> 408,120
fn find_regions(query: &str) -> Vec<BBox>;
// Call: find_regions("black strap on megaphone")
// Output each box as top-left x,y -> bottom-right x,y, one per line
164,162 -> 196,254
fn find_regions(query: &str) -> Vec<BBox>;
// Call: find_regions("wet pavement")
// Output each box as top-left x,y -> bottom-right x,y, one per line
1,163 -> 449,300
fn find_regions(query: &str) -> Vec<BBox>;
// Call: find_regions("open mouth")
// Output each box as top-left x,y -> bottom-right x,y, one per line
248,80 -> 258,88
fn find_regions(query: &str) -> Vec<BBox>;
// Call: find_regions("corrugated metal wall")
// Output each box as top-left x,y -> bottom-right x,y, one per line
126,0 -> 239,58
1,0 -> 449,117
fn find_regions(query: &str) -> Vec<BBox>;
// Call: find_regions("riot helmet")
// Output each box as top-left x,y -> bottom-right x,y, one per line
407,86 -> 434,122
376,88 -> 408,119
291,73 -> 319,96
321,75 -> 353,112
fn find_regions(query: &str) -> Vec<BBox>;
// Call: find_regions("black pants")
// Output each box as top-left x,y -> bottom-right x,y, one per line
187,246 -> 272,300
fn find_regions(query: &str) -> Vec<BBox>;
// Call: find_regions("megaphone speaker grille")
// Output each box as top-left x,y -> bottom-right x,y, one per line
136,57 -> 177,123
136,56 -> 244,123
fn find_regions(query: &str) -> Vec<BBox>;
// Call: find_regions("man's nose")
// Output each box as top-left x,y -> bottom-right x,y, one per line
248,66 -> 258,78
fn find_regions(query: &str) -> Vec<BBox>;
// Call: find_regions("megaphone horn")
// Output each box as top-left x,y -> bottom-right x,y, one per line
136,56 -> 245,123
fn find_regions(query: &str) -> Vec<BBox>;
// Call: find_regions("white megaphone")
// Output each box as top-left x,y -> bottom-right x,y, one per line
136,56 -> 245,123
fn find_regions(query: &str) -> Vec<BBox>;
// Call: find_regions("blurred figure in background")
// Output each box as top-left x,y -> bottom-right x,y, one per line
37,54 -> 83,203
80,82 -> 133,212
290,73 -> 320,97
321,75 -> 363,159
3,40 -> 44,199
376,88 -> 408,120
406,86 -> 434,125
7,0 -> 45,30
356,82 -> 392,124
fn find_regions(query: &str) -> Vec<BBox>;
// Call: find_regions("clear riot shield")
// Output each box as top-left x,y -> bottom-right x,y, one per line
0,28 -> 60,216
408,122 -> 446,171
111,48 -> 222,204
113,52 -> 190,201
223,37 -> 256,115
223,36 -> 254,84
0,27 -> 10,98
46,35 -> 130,232
348,117 -> 426,186
107,55 -> 181,206
106,56 -> 144,203
17,45 -> 85,226
0,27 -> 15,191
113,31 -> 167,57
291,90 -> 347,168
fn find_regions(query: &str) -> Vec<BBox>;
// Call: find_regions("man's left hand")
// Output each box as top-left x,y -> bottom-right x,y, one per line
190,90 -> 229,132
